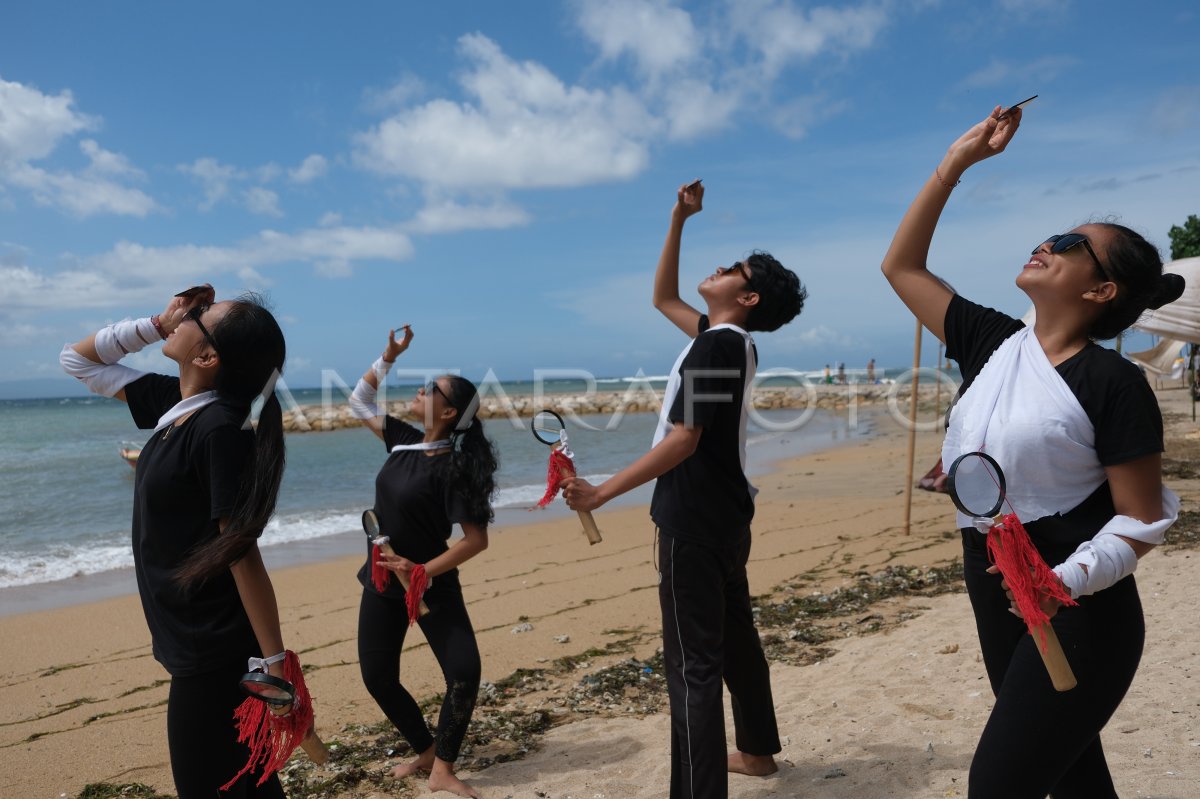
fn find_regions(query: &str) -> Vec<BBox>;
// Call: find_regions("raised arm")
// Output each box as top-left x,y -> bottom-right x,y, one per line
653,180 -> 706,337
349,326 -> 413,440
61,286 -> 213,402
881,107 -> 1022,343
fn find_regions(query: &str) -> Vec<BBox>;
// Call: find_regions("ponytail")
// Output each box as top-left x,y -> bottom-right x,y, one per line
176,295 -> 287,588
440,376 -> 498,525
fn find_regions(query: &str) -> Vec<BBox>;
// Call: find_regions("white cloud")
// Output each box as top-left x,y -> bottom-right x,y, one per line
255,162 -> 283,183
725,0 -> 891,79
775,324 -> 863,351
959,56 -> 1076,90
0,321 -> 56,349
363,74 -> 426,113
5,162 -> 158,217
3,224 -> 416,311
288,154 -> 328,183
405,197 -> 531,234
350,4 -> 898,233
79,139 -> 143,179
660,79 -> 742,140
769,93 -> 850,140
180,157 -> 241,210
575,0 -> 701,77
0,77 -> 96,163
353,33 -> 655,190
0,79 -> 156,217
243,186 -> 283,217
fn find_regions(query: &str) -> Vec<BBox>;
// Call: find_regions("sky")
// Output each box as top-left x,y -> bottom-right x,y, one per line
2,0 -> 1198,397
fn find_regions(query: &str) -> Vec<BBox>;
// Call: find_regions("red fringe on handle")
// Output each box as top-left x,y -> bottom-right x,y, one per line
406,564 -> 429,626
221,650 -> 315,790
534,448 -> 575,508
370,543 -> 391,592
986,513 -> 1078,651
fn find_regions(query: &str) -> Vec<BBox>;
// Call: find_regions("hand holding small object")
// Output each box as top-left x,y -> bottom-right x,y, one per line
674,179 -> 704,220
562,476 -> 604,514
384,324 -> 413,362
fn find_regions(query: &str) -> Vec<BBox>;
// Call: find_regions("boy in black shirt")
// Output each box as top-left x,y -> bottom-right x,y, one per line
564,181 -> 806,799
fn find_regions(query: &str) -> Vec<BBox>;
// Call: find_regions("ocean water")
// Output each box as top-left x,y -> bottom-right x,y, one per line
0,378 -> 877,605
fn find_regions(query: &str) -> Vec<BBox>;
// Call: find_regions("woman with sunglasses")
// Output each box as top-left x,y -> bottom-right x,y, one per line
883,107 -> 1183,799
60,286 -> 292,797
348,325 -> 497,799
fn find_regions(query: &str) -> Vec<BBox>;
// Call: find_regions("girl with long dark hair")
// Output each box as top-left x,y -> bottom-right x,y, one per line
883,107 -> 1182,798
348,325 -> 497,799
61,285 -> 293,798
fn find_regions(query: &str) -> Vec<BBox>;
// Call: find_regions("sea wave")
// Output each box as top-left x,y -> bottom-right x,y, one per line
0,481 -> 617,588
493,474 -> 614,508
0,542 -> 134,589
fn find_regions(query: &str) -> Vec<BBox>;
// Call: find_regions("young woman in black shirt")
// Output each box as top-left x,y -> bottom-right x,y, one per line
882,108 -> 1183,798
61,286 -> 292,798
348,325 -> 497,799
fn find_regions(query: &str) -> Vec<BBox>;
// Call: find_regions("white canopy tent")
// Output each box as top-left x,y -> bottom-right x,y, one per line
1130,257 -> 1200,409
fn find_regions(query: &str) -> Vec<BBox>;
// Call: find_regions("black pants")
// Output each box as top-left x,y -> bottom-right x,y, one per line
166,660 -> 286,799
962,530 -> 1145,799
657,529 -> 781,799
358,586 -> 481,762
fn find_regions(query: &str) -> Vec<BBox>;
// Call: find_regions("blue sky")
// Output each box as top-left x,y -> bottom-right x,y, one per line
2,0 -> 1197,397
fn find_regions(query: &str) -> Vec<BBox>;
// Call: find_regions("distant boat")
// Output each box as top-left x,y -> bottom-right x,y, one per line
119,441 -> 141,469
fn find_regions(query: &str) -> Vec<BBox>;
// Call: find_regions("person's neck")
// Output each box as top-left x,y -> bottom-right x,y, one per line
425,424 -> 454,444
706,307 -> 750,329
1031,315 -> 1092,367
177,373 -> 216,400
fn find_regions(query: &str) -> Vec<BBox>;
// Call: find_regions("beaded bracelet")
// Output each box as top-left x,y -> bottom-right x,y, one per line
150,315 -> 168,340
935,166 -> 961,189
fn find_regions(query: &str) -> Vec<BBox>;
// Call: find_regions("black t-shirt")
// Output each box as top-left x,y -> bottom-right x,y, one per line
650,315 -> 757,544
944,296 -> 1163,557
357,416 -> 475,597
125,374 -> 260,676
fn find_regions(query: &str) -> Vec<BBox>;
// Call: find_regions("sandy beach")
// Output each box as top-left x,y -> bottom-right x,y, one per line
3,387 -> 1198,799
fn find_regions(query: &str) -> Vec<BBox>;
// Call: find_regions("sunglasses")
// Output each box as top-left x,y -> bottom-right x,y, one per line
1035,233 -> 1108,279
423,380 -> 447,401
184,305 -> 220,354
721,261 -> 755,287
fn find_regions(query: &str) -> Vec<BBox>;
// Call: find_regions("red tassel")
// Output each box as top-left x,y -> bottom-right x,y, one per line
371,542 -> 391,592
534,448 -> 575,508
221,650 -> 316,790
406,563 -> 428,626
986,513 -> 1078,651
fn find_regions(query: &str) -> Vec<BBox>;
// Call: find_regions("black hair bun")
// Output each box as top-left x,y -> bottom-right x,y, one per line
1148,272 -> 1186,310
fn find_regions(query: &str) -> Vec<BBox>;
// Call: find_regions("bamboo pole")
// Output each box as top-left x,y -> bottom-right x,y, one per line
935,342 -> 944,419
903,319 -> 923,536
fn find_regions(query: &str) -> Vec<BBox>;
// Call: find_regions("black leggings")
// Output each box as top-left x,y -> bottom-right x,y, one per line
166,660 -> 286,799
962,530 -> 1145,799
358,586 -> 481,762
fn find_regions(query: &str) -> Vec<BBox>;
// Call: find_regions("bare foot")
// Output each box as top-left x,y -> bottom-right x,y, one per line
728,751 -> 779,777
389,745 -> 435,779
422,767 -> 477,796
